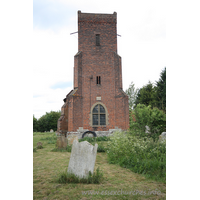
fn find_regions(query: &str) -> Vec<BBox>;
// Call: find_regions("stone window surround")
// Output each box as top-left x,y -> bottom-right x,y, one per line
89,102 -> 109,127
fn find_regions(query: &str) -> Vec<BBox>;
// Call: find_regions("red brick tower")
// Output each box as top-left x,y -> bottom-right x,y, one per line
57,11 -> 129,135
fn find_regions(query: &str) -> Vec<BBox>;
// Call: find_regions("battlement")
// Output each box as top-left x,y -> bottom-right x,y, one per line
78,10 -> 117,24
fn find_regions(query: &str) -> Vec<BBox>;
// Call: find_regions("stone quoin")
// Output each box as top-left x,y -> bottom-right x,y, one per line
57,11 -> 129,136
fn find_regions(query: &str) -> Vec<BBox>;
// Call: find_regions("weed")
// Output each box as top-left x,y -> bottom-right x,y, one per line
33,147 -> 37,152
97,145 -> 106,152
57,167 -> 103,184
107,131 -> 166,182
37,145 -> 43,149
79,136 -> 110,143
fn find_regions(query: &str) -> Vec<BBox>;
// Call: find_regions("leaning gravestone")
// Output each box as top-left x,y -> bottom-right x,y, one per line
67,140 -> 98,178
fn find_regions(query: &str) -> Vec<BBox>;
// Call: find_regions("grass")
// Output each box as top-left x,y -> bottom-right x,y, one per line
33,132 -> 166,200
57,167 -> 103,184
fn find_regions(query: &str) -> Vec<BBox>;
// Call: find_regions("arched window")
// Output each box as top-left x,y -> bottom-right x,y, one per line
92,104 -> 106,126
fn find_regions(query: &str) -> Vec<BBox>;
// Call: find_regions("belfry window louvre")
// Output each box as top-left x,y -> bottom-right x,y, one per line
96,34 -> 100,46
96,76 -> 101,85
92,104 -> 106,126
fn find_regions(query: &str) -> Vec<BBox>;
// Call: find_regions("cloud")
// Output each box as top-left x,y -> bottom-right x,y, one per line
50,81 -> 72,89
33,95 -> 42,98
33,87 -> 73,119
33,0 -> 77,31
33,0 -> 166,119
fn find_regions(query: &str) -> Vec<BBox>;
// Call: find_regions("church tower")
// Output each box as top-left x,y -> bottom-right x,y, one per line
57,11 -> 129,135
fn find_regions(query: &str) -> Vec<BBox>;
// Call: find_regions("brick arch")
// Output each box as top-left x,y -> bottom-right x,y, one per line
89,102 -> 109,127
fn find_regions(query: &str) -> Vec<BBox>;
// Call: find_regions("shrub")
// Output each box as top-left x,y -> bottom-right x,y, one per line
57,167 -> 103,184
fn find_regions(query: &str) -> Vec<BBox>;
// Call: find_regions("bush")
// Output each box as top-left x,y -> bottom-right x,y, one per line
107,131 -> 166,182
57,167 -> 103,184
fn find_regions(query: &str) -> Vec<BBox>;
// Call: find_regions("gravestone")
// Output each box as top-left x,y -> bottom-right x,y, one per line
56,135 -> 67,149
159,132 -> 166,142
67,135 -> 78,145
37,142 -> 43,148
145,125 -> 150,134
67,140 -> 98,178
50,129 -> 54,132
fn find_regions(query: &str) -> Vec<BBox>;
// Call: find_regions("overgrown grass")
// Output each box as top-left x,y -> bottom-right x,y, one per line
51,143 -> 106,153
51,145 -> 72,152
79,136 -> 109,152
107,131 -> 166,183
57,167 -> 103,184
33,132 -> 166,199
40,134 -> 57,144
97,144 -> 106,152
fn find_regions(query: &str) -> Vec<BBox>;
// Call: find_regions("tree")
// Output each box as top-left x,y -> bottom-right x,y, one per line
134,81 -> 157,108
33,115 -> 38,132
45,111 -> 61,131
155,67 -> 166,111
125,82 -> 139,110
130,104 -> 166,139
34,110 -> 61,132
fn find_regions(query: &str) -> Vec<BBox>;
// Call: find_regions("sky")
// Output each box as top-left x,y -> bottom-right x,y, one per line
1,1 -> 200,197
33,0 -> 166,119
2,1 -> 200,197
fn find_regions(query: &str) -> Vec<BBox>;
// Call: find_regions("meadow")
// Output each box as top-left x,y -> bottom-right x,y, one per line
33,132 -> 166,200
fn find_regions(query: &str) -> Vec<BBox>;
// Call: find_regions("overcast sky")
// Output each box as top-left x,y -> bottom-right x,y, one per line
2,1 -> 200,197
33,0 -> 166,119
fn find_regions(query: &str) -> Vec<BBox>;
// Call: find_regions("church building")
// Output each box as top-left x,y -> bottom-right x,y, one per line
57,11 -> 129,135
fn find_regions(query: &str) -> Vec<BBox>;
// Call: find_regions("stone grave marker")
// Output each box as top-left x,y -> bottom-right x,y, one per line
56,135 -> 67,149
37,142 -> 43,149
50,129 -> 54,132
67,140 -> 98,178
159,132 -> 166,143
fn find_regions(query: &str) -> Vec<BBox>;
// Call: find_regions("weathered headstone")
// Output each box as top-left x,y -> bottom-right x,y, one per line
159,132 -> 166,142
56,135 -> 67,149
50,129 -> 54,132
67,135 -> 78,145
67,140 -> 98,178
37,142 -> 43,149
145,125 -> 150,134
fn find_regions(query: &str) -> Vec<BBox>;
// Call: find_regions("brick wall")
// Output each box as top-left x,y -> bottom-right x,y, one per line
58,11 -> 129,133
